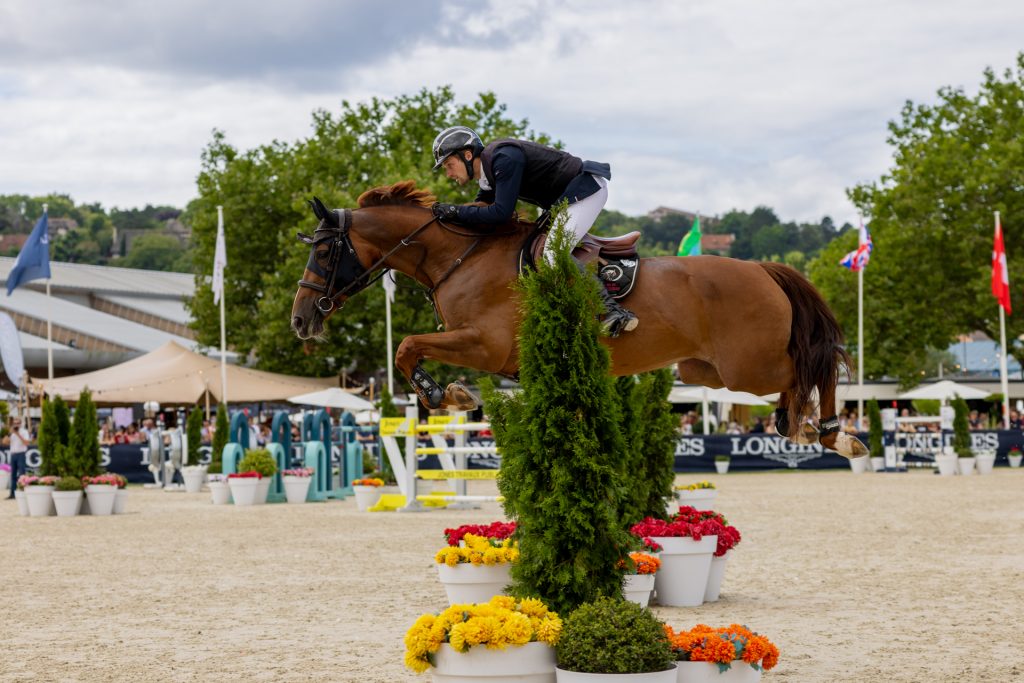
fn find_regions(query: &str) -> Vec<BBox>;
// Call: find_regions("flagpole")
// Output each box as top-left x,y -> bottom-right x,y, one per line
997,210 -> 1010,429
43,203 -> 53,380
385,281 -> 394,396
857,254 -> 864,430
217,205 -> 227,405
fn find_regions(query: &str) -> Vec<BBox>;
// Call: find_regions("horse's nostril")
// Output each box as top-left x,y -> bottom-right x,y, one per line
292,315 -> 304,330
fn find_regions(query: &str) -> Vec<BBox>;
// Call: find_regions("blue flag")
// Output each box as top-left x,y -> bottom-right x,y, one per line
6,211 -> 51,295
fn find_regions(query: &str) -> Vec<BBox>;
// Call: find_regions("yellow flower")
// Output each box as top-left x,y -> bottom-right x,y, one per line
518,597 -> 549,618
404,649 -> 431,673
536,616 -> 563,645
482,548 -> 500,565
501,612 -> 533,646
490,595 -> 515,610
448,621 -> 470,652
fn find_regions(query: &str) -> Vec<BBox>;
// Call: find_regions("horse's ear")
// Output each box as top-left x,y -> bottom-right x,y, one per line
311,196 -> 329,221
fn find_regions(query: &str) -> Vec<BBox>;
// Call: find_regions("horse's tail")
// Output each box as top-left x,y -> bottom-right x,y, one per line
758,262 -> 851,430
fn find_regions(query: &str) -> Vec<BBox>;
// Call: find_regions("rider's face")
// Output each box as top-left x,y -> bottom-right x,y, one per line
442,151 -> 472,185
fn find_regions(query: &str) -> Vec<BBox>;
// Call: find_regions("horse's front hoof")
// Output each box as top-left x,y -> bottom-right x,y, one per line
824,432 -> 869,459
444,383 -> 479,411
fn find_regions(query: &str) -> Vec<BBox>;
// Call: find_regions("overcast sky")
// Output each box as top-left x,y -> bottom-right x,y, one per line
1,0 -> 1021,225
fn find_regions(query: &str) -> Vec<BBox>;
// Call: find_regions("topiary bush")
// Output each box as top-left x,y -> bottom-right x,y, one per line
55,475 -> 82,492
867,399 -> 883,457
185,408 -> 204,467
952,395 -> 972,457
238,448 -> 277,478
636,368 -> 678,520
209,404 -> 229,474
69,389 -> 101,478
556,596 -> 675,674
53,395 -> 71,447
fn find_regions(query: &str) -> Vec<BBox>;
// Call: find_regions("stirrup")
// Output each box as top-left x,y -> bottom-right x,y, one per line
601,309 -> 639,337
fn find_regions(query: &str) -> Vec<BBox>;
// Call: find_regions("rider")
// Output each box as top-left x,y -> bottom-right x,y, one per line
430,126 -> 638,337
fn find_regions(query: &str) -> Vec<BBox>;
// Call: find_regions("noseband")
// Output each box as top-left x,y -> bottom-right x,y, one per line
297,208 -> 441,314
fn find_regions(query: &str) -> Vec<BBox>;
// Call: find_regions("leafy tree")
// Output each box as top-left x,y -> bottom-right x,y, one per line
482,209 -> 631,616
69,389 -> 101,478
811,54 -> 1024,384
209,404 -> 228,474
635,368 -> 677,519
121,233 -> 189,272
185,87 -> 552,383
186,408 -> 204,467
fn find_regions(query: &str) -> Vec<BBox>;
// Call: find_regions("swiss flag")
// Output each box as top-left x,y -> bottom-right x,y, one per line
992,214 -> 1011,314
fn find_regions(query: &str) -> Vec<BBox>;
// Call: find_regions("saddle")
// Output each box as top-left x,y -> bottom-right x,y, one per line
518,229 -> 641,300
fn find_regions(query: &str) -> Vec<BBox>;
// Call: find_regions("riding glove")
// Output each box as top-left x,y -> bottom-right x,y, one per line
431,202 -> 460,220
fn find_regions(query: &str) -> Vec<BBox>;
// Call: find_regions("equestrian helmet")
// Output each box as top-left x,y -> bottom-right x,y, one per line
432,126 -> 484,174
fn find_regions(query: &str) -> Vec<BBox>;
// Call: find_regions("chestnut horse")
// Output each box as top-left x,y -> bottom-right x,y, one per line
291,181 -> 866,457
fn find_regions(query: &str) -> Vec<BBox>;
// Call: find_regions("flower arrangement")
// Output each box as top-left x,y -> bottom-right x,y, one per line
641,537 -> 663,553
55,476 -> 83,492
674,481 -> 716,491
623,552 -> 660,575
352,477 -> 384,487
674,507 -> 742,557
664,624 -> 779,673
208,474 -> 228,483
630,517 -> 722,542
83,473 -> 120,487
714,455 -> 730,462
404,595 -> 562,673
114,474 -> 128,489
238,448 -> 277,479
227,471 -> 261,479
1009,446 -> 1022,456
435,533 -> 519,566
443,521 -> 517,546
282,468 -> 314,477
16,474 -> 39,490
0,463 -> 10,472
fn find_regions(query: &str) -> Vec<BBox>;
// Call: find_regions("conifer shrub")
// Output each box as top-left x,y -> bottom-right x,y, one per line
69,389 -> 101,478
636,369 -> 677,519
867,399 -> 883,457
185,408 -> 204,467
483,207 -> 632,616
556,596 -> 675,674
616,375 -> 647,526
38,399 -> 61,476
53,395 -> 71,446
952,395 -> 972,457
55,475 -> 83,492
209,404 -> 229,474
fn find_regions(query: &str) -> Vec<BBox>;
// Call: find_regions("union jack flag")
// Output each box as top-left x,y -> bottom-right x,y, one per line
840,221 -> 872,272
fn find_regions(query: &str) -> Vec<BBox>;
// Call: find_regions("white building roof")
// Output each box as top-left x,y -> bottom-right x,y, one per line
99,294 -> 191,324
0,257 -> 193,298
20,330 -> 71,351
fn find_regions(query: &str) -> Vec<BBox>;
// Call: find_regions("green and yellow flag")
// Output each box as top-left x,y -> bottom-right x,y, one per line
676,215 -> 702,256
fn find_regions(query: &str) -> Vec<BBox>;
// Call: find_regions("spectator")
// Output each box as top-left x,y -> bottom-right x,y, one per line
749,417 -> 765,433
201,420 -> 212,445
7,417 -> 30,500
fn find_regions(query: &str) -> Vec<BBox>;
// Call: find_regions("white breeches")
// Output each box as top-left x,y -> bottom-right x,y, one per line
543,175 -> 608,264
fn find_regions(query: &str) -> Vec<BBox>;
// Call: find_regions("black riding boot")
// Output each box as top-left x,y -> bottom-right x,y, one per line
592,272 -> 638,337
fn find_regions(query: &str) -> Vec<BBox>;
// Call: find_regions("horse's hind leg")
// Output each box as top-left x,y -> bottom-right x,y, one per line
816,388 -> 869,458
774,391 -> 819,445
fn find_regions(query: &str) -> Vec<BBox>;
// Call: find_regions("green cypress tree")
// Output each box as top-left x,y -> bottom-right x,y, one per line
867,399 -> 883,457
616,375 -> 648,526
952,395 -> 972,457
186,408 -> 204,467
378,385 -> 400,418
69,389 -> 101,478
38,399 -> 61,476
636,368 -> 678,520
209,404 -> 229,474
53,395 -> 71,446
483,207 -> 632,616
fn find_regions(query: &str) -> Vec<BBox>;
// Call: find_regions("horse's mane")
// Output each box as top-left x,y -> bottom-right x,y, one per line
357,180 -> 436,209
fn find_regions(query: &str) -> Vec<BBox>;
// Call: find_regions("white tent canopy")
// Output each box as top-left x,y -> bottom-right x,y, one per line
898,380 -> 991,403
287,387 -> 375,411
669,385 -> 777,406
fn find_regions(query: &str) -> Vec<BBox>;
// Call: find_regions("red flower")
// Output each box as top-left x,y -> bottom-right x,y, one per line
443,521 -> 516,546
228,471 -> 262,479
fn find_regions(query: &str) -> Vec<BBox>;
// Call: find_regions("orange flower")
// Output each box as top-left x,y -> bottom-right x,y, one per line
666,624 -> 779,671
628,552 -> 661,575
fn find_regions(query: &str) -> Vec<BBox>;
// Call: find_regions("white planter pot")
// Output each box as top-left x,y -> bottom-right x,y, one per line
675,661 -> 761,683
283,476 -> 312,504
254,478 -> 272,505
26,485 -> 56,517
935,454 -> 958,476
651,535 -> 717,607
849,456 -> 869,474
228,478 -> 261,506
674,489 -> 717,510
436,562 -> 512,605
957,457 -> 975,475
113,489 -> 128,514
974,452 -> 996,475
556,664 -> 677,682
870,456 -> 885,472
52,490 -> 83,517
714,461 -> 730,474
86,484 -> 117,516
1009,454 -> 1023,468
15,489 -> 29,516
433,642 -> 556,682
622,573 -> 655,608
353,485 -> 383,511
209,481 -> 232,505
704,552 -> 729,603
182,466 -> 207,493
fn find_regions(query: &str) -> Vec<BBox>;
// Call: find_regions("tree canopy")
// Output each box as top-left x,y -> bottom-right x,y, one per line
809,53 -> 1024,385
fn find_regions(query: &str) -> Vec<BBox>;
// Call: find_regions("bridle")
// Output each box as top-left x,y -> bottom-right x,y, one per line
296,208 -> 440,314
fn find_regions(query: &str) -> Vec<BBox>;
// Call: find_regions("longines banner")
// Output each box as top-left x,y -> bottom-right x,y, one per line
2,430 -> 1019,482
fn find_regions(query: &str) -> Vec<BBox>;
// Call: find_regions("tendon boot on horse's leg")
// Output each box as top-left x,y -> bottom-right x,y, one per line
411,365 -> 445,409
774,407 -> 818,445
575,262 -> 637,337
443,382 -> 479,411
817,414 -> 870,458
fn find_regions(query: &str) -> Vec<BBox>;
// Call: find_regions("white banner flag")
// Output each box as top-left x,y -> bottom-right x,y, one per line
212,207 -> 227,304
382,269 -> 396,303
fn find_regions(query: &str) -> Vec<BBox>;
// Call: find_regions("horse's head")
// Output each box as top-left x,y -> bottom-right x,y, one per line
291,197 -> 371,339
